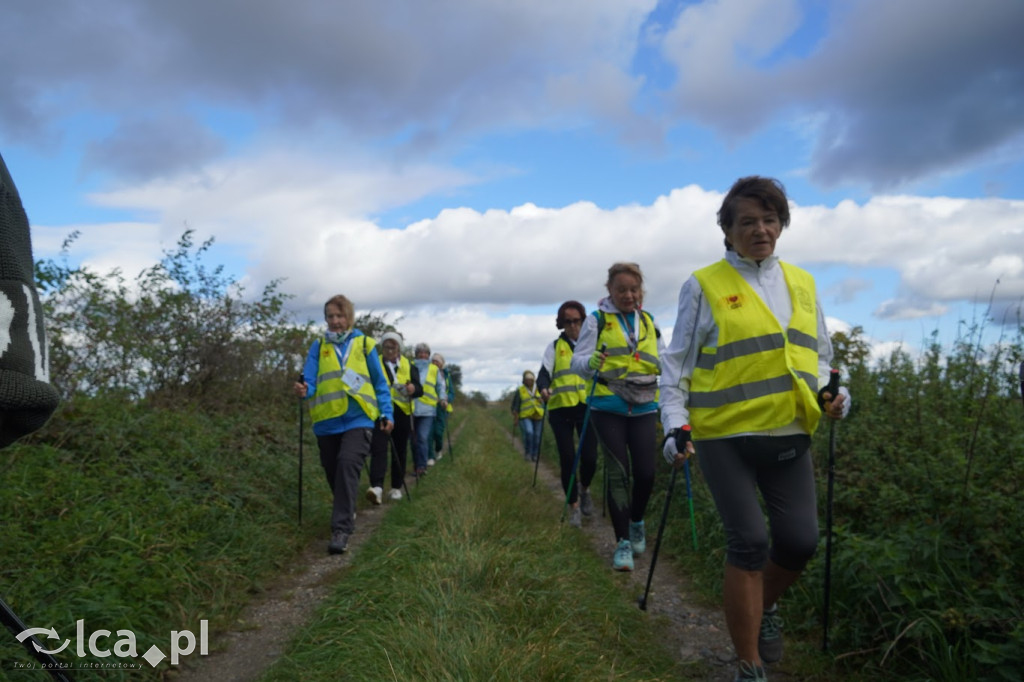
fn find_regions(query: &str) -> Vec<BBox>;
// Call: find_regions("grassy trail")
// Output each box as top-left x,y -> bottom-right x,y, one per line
260,404 -> 686,681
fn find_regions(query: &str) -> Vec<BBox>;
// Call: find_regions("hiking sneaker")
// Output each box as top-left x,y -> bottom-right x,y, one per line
613,539 -> 634,571
327,531 -> 349,555
758,604 -> 784,664
568,506 -> 582,528
579,489 -> 595,516
366,486 -> 383,505
629,520 -> 646,555
387,488 -> 403,501
427,457 -> 436,467
734,660 -> 768,681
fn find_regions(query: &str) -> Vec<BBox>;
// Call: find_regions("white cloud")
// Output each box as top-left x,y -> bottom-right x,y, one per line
32,147 -> 1024,397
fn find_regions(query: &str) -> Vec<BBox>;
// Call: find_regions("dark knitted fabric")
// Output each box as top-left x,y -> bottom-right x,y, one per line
0,152 -> 59,447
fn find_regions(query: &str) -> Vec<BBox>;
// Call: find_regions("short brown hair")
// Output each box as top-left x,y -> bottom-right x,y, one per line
323,294 -> 355,330
717,176 -> 791,249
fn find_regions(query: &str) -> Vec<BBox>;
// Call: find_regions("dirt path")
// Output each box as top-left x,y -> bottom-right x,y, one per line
170,414 -> 800,681
510,426 -> 745,682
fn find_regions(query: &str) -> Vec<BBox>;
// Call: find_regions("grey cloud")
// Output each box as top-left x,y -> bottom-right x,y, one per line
825,277 -> 872,305
84,115 -> 225,182
989,300 -> 1024,327
2,0 -> 653,158
874,298 -> 948,321
659,0 -> 1024,191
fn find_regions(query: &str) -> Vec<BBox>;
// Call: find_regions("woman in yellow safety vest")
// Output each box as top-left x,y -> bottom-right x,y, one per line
511,370 -> 545,462
660,176 -> 850,682
570,262 -> 666,573
537,300 -> 598,529
293,294 -> 394,556
366,331 -> 422,505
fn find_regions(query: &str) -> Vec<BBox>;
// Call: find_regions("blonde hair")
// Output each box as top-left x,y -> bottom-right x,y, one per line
522,370 -> 535,383
323,294 -> 355,330
606,262 -> 645,305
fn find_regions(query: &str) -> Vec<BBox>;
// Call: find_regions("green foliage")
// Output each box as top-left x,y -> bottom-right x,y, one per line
353,310 -> 401,339
37,230 -> 309,409
662,321 -> 1024,681
0,393 -> 322,679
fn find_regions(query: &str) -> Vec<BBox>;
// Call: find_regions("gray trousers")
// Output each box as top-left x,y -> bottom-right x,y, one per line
317,428 -> 373,533
697,434 -> 818,572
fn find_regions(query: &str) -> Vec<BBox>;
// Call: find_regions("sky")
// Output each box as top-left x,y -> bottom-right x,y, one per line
3,0 -> 1023,399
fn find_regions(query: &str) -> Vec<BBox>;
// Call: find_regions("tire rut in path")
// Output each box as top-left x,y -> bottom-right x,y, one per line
168,421 -> 466,682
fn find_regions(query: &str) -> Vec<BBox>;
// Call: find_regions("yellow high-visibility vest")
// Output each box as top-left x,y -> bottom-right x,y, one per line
308,335 -> 380,424
689,259 -> 821,440
386,355 -> 414,416
592,309 -> 661,400
548,337 -> 587,410
416,362 -> 440,409
517,385 -> 545,419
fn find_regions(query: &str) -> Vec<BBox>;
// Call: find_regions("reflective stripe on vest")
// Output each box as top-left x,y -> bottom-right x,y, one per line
417,363 -> 439,408
308,335 -> 381,424
548,337 -> 587,410
689,260 -> 821,439
592,309 -> 661,399
517,385 -> 545,419
388,356 -> 413,415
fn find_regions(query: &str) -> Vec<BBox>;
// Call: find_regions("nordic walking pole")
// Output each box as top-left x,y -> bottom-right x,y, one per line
562,345 -> 605,521
2,597 -> 75,681
638,464 -> 679,610
684,457 -> 698,550
532,401 -> 549,487
446,416 -> 455,461
297,373 -> 305,526
822,368 -> 841,652
388,431 -> 412,502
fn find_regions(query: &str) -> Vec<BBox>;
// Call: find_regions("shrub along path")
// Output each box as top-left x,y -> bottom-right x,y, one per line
169,406 -> 803,681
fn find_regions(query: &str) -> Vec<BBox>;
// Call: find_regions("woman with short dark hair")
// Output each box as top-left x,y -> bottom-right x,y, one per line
660,176 -> 850,682
537,300 -> 598,528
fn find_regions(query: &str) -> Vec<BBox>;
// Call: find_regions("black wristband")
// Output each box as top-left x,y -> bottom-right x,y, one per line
664,427 -> 691,449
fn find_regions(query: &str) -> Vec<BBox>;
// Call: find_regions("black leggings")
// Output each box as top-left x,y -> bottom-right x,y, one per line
697,435 -> 818,572
549,403 -> 598,505
591,411 -> 658,541
369,411 -> 413,490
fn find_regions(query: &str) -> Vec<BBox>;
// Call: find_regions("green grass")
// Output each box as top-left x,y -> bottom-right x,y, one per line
0,395 -> 330,680
262,406 -> 689,681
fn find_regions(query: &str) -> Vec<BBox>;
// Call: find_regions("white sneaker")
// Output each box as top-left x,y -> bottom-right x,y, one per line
387,488 -> 403,501
365,486 -> 383,505
427,458 -> 436,467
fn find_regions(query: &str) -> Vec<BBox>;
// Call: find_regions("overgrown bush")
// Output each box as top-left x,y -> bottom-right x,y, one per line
664,321 -> 1024,681
35,230 -> 310,410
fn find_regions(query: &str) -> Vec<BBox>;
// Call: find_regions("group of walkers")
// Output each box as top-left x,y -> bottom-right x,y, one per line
292,175 -> 850,682
292,306 -> 451,556
510,176 -> 851,682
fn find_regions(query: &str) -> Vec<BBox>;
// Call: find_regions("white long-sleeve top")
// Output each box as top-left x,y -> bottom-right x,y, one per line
570,296 -> 667,415
659,250 -> 835,437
